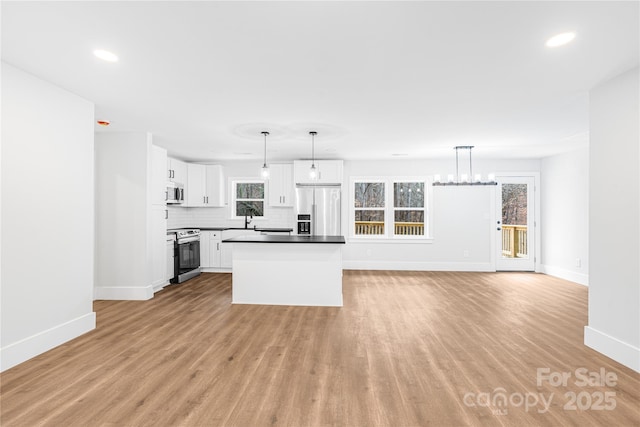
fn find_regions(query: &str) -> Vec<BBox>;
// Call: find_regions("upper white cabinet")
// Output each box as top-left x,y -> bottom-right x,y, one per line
151,145 -> 168,205
294,160 -> 343,185
268,163 -> 293,207
167,157 -> 187,185
186,164 -> 225,207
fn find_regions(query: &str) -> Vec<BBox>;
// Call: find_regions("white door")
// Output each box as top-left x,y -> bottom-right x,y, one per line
496,176 -> 535,271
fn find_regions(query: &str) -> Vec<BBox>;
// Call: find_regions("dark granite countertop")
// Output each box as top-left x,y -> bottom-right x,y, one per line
169,227 -> 293,232
223,235 -> 345,244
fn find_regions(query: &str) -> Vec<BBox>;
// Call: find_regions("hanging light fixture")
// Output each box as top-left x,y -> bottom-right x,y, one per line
433,146 -> 496,186
260,131 -> 270,179
309,131 -> 318,180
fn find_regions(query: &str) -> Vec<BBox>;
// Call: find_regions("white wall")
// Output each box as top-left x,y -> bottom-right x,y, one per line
95,132 -> 155,300
1,63 -> 96,372
540,147 -> 589,285
342,158 -> 540,270
586,66 -> 639,372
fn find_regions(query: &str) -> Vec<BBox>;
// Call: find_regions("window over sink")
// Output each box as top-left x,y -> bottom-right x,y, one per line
232,180 -> 265,218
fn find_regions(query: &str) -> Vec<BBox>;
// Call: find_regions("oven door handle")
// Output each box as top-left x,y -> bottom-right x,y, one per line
177,236 -> 200,244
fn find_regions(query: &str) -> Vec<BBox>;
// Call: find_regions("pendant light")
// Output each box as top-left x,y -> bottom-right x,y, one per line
309,131 -> 318,180
432,146 -> 496,186
260,131 -> 270,179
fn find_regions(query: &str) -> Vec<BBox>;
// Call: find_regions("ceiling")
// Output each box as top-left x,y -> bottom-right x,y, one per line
2,1 -> 638,162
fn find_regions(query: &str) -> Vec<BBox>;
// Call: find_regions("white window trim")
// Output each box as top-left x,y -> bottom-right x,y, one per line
349,176 -> 434,241
230,179 -> 267,219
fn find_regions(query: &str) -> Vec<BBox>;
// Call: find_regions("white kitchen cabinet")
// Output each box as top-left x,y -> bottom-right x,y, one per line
150,205 -> 167,292
166,237 -> 175,282
268,163 -> 293,207
186,164 -> 225,207
167,157 -> 187,185
205,165 -> 225,207
221,229 -> 256,269
151,145 -> 169,205
200,230 -> 222,268
293,160 -> 343,185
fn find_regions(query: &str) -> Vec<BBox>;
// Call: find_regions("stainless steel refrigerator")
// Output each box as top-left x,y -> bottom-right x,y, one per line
295,185 -> 341,236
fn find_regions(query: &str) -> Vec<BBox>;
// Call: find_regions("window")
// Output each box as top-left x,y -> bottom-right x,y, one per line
354,181 -> 385,235
351,177 -> 430,239
393,182 -> 425,236
233,181 -> 265,218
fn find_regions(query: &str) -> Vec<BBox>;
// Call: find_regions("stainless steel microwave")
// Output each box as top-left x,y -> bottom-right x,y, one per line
167,182 -> 184,204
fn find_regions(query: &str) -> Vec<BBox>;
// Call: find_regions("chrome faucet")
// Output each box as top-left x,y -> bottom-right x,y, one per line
244,214 -> 253,229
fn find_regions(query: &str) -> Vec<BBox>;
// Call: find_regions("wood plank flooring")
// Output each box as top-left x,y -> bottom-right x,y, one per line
1,271 -> 639,426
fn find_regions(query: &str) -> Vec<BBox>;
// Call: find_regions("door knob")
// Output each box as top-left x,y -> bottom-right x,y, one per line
497,227 -> 501,231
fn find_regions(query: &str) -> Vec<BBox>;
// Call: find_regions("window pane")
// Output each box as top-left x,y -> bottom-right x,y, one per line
237,201 -> 264,217
394,182 -> 424,207
394,210 -> 424,223
237,183 -> 264,199
355,210 -> 385,222
355,209 -> 385,235
394,210 -> 424,235
502,184 -> 527,225
354,182 -> 385,208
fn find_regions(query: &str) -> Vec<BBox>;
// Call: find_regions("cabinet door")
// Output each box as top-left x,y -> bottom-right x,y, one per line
220,242 -> 233,269
200,231 -> 211,268
317,160 -> 343,184
166,241 -> 175,282
151,205 -> 168,290
168,158 -> 188,185
205,165 -> 225,207
186,164 -> 206,207
151,145 -> 168,205
210,234 -> 221,267
293,160 -> 314,185
269,164 -> 293,207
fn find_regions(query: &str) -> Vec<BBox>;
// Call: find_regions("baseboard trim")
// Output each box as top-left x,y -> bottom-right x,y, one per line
584,326 -> 640,373
342,260 -> 495,272
94,285 -> 153,300
1,312 -> 96,372
541,264 -> 589,286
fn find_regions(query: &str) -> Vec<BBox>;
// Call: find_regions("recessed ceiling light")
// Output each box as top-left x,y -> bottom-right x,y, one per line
391,153 -> 409,157
545,32 -> 576,48
96,120 -> 110,126
93,49 -> 118,62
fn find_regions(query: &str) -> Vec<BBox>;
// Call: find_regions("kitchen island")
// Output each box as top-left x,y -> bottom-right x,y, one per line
223,235 -> 346,307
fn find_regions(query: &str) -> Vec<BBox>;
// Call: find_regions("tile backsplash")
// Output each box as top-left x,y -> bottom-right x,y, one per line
167,205 -> 294,230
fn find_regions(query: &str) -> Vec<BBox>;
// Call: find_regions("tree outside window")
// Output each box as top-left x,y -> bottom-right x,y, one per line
393,182 -> 425,236
234,182 -> 264,217
354,182 -> 385,235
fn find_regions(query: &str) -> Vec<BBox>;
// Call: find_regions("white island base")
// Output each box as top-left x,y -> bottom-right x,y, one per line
229,238 -> 344,307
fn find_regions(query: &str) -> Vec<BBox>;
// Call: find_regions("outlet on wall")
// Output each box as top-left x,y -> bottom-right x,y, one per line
575,258 -> 582,268
463,250 -> 470,258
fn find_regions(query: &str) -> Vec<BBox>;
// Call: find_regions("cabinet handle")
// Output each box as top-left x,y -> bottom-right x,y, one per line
165,210 -> 168,219
165,191 -> 168,201
203,196 -> 206,204
217,243 -> 220,250
283,196 -> 285,204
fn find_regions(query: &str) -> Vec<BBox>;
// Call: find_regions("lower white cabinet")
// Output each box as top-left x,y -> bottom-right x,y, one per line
200,229 -> 258,270
150,205 -> 168,291
166,238 -> 175,282
200,231 -> 222,268
221,229 -> 257,269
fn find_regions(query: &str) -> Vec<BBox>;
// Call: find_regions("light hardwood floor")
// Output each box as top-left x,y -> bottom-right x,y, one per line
1,271 -> 639,426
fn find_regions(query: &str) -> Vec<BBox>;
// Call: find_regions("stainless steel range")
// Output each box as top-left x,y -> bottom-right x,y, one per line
172,229 -> 201,284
